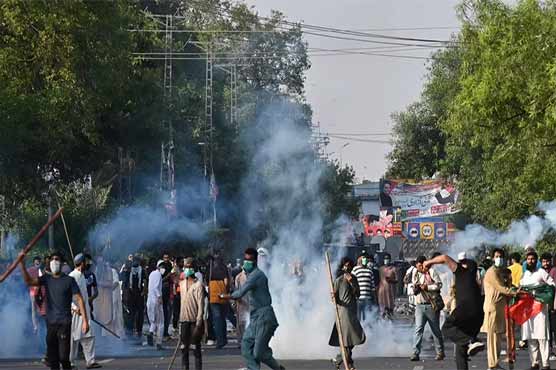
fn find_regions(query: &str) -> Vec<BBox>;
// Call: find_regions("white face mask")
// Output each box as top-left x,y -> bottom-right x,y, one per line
494,257 -> 504,268
159,268 -> 166,275
50,260 -> 61,274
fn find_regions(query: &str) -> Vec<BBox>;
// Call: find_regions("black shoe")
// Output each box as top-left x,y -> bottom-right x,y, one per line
86,364 -> 103,369
531,364 -> 540,370
409,354 -> 419,361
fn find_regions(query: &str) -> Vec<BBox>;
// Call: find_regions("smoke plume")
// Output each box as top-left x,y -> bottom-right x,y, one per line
451,201 -> 556,255
240,99 -> 412,359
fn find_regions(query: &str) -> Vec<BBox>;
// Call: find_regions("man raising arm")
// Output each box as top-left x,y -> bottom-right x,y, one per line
20,251 -> 89,370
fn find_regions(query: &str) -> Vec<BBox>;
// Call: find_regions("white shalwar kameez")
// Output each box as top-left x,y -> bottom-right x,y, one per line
147,269 -> 164,345
520,268 -> 555,368
69,269 -> 97,366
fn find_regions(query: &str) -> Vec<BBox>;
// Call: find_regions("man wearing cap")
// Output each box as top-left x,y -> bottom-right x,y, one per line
69,254 -> 102,369
147,260 -> 165,349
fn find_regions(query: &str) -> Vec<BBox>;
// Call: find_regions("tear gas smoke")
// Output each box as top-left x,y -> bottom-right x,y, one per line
241,100 -> 412,359
451,201 -> 556,256
0,234 -> 39,358
87,204 -> 210,257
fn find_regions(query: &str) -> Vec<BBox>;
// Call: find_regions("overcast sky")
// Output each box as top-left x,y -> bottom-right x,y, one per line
244,0 -> 461,182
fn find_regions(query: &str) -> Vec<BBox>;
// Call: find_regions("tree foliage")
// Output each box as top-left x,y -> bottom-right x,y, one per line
388,0 -> 556,229
0,0 -> 353,251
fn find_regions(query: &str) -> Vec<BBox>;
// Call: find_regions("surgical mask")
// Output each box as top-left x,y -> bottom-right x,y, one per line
361,258 -> 368,266
384,259 -> 390,265
494,257 -> 504,268
184,268 -> 195,278
243,260 -> 255,273
50,260 -> 61,274
159,268 -> 166,275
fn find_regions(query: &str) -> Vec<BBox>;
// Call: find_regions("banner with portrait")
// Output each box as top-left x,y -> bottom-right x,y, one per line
379,179 -> 460,220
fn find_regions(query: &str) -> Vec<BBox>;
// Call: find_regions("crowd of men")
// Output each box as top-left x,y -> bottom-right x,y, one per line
16,242 -> 556,370
403,247 -> 556,370
18,246 -> 284,370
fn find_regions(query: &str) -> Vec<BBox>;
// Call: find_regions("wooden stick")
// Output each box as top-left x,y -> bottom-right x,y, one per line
325,251 -> 350,370
167,337 -> 181,370
59,210 -> 75,261
0,207 -> 63,283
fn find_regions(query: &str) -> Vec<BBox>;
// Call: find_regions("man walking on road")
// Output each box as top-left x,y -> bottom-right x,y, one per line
179,257 -> 205,370
424,254 -> 485,370
410,255 -> 445,362
20,251 -> 90,370
147,260 -> 165,349
221,248 -> 285,370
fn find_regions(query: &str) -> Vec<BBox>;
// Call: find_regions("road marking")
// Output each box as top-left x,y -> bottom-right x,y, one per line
98,359 -> 115,364
413,366 -> 424,370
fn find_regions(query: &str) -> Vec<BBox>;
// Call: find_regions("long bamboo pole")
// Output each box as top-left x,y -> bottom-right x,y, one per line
0,207 -> 63,283
59,210 -> 75,261
325,251 -> 350,370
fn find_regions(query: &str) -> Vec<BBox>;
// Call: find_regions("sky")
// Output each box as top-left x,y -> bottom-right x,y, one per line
244,0 -> 461,182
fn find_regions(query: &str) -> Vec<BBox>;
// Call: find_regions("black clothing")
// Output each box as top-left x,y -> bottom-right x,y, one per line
39,274 -> 79,324
128,293 -> 145,335
210,260 -> 228,281
180,321 -> 203,370
172,293 -> 181,330
84,270 -> 97,313
452,260 -> 483,338
46,321 -> 72,370
442,316 -> 471,370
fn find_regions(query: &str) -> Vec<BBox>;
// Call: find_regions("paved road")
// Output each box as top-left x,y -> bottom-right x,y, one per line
0,347 -> 547,370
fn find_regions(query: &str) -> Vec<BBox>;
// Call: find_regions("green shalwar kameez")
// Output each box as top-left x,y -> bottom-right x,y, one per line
231,267 -> 281,370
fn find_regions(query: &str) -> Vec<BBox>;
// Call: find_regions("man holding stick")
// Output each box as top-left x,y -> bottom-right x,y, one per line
178,257 -> 205,370
20,251 -> 90,370
329,257 -> 366,370
220,248 -> 285,370
69,253 -> 102,369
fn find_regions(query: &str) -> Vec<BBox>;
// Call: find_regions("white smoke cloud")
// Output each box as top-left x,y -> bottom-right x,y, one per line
87,204 -> 210,258
450,201 -> 556,256
240,99 -> 413,359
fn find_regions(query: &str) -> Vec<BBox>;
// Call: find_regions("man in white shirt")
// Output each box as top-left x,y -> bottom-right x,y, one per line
147,260 -> 165,349
521,251 -> 555,370
69,254 -> 102,369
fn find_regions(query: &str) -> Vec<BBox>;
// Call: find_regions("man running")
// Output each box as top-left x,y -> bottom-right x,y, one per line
221,248 -> 285,370
424,254 -> 485,370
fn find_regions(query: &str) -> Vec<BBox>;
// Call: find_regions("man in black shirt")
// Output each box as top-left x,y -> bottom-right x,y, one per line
425,254 -> 485,370
20,251 -> 89,370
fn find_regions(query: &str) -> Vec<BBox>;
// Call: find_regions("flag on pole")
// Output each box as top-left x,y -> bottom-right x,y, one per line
209,172 -> 219,201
